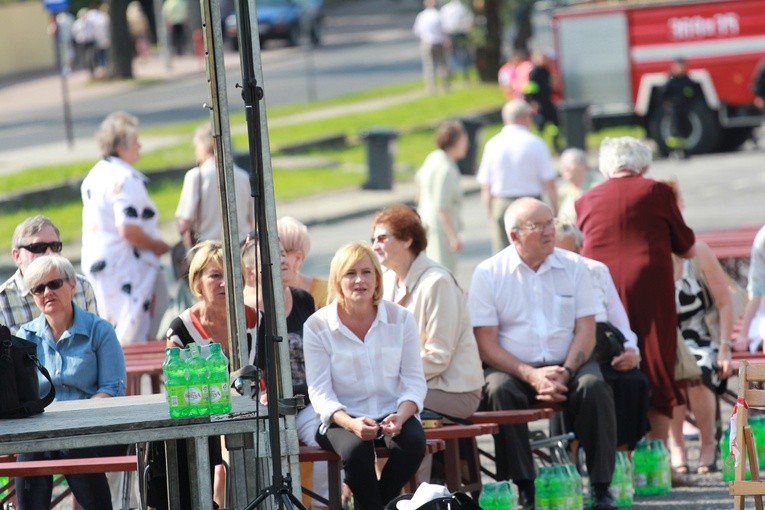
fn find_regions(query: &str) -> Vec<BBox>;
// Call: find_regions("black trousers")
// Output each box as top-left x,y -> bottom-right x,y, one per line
483,357 -> 617,484
315,416 -> 425,510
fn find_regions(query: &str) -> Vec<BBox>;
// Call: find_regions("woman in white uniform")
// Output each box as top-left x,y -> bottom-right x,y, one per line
81,111 -> 170,344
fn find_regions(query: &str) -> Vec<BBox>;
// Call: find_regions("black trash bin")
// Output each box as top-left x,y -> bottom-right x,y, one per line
559,102 -> 590,151
361,128 -> 398,190
457,117 -> 485,175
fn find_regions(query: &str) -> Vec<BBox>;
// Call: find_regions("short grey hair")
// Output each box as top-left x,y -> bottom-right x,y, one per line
502,100 -> 533,125
95,111 -> 139,158
560,147 -> 589,169
193,123 -> 215,156
555,222 -> 584,250
23,255 -> 76,290
598,136 -> 652,177
503,197 -> 552,234
277,216 -> 311,255
12,215 -> 60,250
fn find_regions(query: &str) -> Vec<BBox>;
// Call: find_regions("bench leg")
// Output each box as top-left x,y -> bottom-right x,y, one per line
459,438 -> 483,498
443,439 -> 461,492
326,458 -> 342,510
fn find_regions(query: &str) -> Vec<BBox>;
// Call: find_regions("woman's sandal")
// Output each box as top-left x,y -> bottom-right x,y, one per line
673,464 -> 690,475
697,463 -> 719,475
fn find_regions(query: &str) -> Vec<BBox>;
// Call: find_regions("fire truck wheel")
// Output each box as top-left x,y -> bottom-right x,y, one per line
648,98 -> 722,156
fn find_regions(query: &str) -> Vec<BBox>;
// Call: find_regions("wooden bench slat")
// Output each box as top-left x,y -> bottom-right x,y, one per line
0,456 -> 137,477
424,424 -> 490,440
298,439 -> 445,463
467,408 -> 553,425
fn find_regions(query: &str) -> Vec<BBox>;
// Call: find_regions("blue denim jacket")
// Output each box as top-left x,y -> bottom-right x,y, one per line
16,303 -> 127,400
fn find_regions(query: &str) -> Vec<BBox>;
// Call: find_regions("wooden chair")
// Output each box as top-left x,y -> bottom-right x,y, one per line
729,359 -> 765,510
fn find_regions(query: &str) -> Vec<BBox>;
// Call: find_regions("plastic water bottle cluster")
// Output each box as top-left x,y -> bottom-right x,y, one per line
163,343 -> 232,418
478,480 -> 517,510
608,451 -> 634,508
534,464 -> 583,510
632,439 -> 671,496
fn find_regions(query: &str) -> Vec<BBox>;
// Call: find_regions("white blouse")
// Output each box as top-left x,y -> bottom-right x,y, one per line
303,300 -> 427,434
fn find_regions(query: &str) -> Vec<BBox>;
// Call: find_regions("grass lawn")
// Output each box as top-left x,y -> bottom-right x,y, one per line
0,78 -> 645,245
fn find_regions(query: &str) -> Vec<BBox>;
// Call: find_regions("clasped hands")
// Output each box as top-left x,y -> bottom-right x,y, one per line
350,414 -> 402,441
529,365 -> 569,403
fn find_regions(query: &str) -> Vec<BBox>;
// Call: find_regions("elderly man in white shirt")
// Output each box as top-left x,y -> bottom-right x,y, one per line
468,198 -> 617,510
477,100 -> 559,254
413,0 -> 449,93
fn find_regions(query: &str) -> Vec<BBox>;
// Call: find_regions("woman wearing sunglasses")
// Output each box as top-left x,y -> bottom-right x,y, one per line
14,255 -> 126,510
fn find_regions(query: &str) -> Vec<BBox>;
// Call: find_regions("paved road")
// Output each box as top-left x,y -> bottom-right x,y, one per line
0,0 -> 421,154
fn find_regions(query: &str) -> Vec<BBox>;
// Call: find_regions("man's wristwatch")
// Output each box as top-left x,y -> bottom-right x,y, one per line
563,366 -> 576,380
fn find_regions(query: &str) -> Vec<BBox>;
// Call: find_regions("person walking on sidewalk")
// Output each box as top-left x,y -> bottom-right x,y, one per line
476,99 -> 558,254
413,0 -> 449,94
81,111 -> 170,345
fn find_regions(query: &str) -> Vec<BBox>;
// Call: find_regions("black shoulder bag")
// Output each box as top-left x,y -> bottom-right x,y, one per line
0,324 -> 55,419
594,321 -> 626,365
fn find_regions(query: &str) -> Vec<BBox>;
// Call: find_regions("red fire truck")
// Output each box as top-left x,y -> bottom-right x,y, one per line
541,0 -> 765,155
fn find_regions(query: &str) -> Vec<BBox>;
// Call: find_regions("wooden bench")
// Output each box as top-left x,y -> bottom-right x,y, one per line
696,225 -> 759,287
423,423 -> 499,497
0,454 -> 138,510
298,439 -> 446,510
122,341 -> 166,395
463,408 -> 561,480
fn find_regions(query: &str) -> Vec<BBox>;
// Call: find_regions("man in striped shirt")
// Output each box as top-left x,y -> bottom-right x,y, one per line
0,215 -> 98,332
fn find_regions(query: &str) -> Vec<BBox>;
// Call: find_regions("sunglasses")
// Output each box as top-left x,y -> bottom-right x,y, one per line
18,242 -> 63,254
370,233 -> 390,245
30,278 -> 66,296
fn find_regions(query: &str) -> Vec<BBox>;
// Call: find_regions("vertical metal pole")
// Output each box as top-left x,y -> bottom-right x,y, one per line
153,0 -> 172,71
53,15 -> 75,148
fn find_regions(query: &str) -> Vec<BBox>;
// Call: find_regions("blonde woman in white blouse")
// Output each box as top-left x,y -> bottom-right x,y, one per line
303,242 -> 427,510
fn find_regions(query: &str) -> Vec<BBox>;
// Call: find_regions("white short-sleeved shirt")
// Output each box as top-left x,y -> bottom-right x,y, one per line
476,124 -> 556,198
440,0 -> 473,34
582,257 -> 639,352
303,300 -> 427,434
413,7 -> 445,45
749,225 -> 765,297
468,246 -> 599,366
175,158 -> 255,243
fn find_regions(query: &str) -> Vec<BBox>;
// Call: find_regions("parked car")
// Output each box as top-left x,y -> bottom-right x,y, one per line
225,0 -> 324,50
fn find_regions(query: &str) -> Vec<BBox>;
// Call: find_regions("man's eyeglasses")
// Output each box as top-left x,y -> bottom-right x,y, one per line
30,278 -> 66,296
516,219 -> 558,233
370,233 -> 391,245
18,242 -> 63,254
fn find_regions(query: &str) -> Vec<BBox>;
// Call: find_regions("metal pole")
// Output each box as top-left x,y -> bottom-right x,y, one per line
302,20 -> 317,103
53,14 -> 75,149
153,0 -> 172,71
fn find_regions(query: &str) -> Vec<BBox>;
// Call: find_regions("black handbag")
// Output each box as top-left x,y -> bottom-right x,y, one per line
0,324 -> 55,419
594,321 -> 626,365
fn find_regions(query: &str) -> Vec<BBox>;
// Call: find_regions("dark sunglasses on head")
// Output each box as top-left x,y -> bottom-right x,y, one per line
30,278 -> 66,296
18,242 -> 63,254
